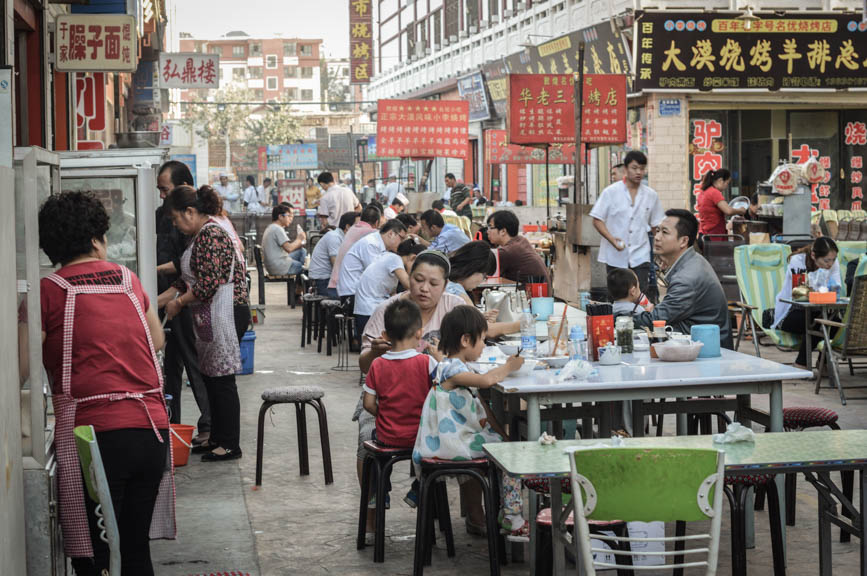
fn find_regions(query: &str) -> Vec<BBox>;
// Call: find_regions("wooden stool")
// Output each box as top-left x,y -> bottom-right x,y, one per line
255,386 -> 333,486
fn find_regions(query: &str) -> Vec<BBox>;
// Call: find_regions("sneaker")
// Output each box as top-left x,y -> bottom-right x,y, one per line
367,494 -> 391,510
404,489 -> 419,508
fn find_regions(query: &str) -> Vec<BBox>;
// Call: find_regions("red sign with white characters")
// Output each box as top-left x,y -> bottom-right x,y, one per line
376,100 -> 469,159
581,74 -> 627,144
56,15 -> 137,72
508,74 -> 576,145
75,73 -> 106,132
485,130 -> 580,164
158,53 -> 220,89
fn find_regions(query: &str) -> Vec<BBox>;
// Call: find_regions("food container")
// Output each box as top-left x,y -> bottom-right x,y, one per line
652,341 -> 704,362
808,291 -> 837,304
538,356 -> 570,368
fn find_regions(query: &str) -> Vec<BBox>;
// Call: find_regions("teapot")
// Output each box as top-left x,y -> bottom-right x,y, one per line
482,289 -> 523,323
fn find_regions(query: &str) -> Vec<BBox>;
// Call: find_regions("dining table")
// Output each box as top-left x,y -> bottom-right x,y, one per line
486,348 -> 812,573
779,297 -> 849,373
484,429 -> 867,576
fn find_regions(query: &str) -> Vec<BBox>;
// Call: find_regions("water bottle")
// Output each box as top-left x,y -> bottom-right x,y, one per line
520,308 -> 537,358
829,280 -> 841,300
569,325 -> 587,361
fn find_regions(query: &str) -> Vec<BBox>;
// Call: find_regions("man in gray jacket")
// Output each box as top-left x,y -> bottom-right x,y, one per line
634,209 -> 733,349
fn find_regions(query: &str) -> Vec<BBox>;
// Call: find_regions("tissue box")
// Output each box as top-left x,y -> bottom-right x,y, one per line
808,291 -> 836,304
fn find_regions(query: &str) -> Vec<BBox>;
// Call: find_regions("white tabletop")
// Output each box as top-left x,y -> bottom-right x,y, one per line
493,349 -> 812,395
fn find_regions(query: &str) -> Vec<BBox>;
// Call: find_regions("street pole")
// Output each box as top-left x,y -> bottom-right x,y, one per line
349,127 -> 357,195
573,42 -> 585,205
545,143 -> 551,222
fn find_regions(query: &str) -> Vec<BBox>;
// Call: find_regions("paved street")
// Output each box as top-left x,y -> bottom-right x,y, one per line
151,280 -> 866,576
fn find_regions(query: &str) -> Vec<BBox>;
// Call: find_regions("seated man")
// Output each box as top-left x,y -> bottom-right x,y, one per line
485,210 -> 548,282
337,219 -> 408,298
633,209 -> 733,349
262,204 -> 307,276
431,199 -> 458,217
417,209 -> 470,254
309,211 -> 358,297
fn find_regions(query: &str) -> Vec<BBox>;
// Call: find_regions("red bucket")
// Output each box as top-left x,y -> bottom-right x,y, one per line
170,424 -> 195,467
527,282 -> 549,297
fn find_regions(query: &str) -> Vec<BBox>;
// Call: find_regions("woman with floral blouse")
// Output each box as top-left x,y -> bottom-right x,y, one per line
162,185 -> 249,462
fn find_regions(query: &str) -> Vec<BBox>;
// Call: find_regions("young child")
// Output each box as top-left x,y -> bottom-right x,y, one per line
412,305 -> 528,541
608,267 -> 651,316
363,299 -> 437,507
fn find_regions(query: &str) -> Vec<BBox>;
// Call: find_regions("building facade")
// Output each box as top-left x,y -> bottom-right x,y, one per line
178,32 -> 323,108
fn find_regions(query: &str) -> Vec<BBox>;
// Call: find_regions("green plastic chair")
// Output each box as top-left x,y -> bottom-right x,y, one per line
75,425 -> 121,576
734,243 -> 800,349
835,241 -> 867,296
568,447 -> 725,575
816,255 -> 867,404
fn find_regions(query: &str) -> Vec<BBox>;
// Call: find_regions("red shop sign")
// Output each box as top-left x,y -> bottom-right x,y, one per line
376,99 -> 469,159
581,74 -> 627,144
508,74 -> 576,145
484,130 -> 580,164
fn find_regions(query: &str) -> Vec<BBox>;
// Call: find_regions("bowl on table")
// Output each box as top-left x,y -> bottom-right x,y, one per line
498,343 -> 520,356
652,340 -> 704,362
538,356 -> 570,368
514,359 -> 539,375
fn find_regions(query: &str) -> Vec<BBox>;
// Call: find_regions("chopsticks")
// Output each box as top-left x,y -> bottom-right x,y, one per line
551,304 -> 568,356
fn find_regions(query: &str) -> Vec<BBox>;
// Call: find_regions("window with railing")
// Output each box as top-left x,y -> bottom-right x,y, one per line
284,43 -> 297,56
284,66 -> 297,77
250,43 -> 262,56
248,67 -> 263,79
232,45 -> 245,57
301,66 -> 314,78
299,44 -> 313,56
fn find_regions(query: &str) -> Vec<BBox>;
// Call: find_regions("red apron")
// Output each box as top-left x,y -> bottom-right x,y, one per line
46,265 -> 176,557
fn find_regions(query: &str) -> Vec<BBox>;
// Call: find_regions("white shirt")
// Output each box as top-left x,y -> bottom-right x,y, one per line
383,206 -> 398,220
337,232 -> 385,296
308,228 -> 344,280
317,185 -> 359,228
442,186 -> 452,203
214,183 -> 240,213
589,180 -> 665,268
773,253 -> 842,328
243,185 -> 266,214
353,252 -> 405,316
384,181 -> 404,204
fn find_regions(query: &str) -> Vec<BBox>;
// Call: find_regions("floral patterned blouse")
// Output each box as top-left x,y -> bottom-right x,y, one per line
175,221 -> 249,306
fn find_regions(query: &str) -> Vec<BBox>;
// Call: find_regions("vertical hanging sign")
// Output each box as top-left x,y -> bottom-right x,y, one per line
350,0 -> 373,84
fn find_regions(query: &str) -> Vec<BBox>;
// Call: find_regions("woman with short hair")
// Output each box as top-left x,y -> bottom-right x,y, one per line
40,191 -> 173,575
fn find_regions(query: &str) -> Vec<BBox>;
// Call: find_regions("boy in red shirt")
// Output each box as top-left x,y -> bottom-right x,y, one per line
363,298 -> 437,507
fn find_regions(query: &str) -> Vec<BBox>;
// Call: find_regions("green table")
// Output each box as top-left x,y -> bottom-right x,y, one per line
484,430 -> 867,576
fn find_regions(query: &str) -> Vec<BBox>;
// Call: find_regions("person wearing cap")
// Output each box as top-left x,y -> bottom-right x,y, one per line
417,209 -> 470,254
383,193 -> 408,220
214,173 -> 240,213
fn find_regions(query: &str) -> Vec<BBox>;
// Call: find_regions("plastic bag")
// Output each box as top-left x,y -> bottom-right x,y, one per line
712,422 -> 756,444
557,358 -> 595,382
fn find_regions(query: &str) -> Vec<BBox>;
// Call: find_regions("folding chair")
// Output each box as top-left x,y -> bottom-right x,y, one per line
567,447 -> 725,575
835,241 -> 867,296
75,425 -> 121,576
815,258 -> 867,405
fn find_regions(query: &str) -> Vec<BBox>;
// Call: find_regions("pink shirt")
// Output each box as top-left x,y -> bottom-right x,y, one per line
329,221 -> 376,289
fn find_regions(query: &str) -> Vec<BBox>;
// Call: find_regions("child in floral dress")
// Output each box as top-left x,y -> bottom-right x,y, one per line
412,305 -> 528,540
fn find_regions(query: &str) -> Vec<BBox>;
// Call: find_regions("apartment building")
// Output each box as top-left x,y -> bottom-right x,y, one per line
178,32 -> 323,108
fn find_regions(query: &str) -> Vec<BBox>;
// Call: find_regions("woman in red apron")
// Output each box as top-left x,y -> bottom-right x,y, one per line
163,185 -> 250,462
39,191 -> 175,575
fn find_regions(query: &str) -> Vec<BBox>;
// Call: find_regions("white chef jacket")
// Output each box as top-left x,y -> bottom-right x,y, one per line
589,180 -> 665,269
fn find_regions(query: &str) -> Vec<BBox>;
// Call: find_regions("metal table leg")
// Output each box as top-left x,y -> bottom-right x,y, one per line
860,469 -> 866,576
527,396 -> 541,575
551,479 -> 566,576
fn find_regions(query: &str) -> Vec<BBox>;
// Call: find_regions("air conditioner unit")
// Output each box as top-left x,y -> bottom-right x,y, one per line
469,25 -> 478,33
481,20 -> 490,28
491,15 -> 500,23
517,1 -> 526,9
504,9 -> 513,17
426,47 -> 432,55
449,34 -> 458,42
459,30 -> 468,38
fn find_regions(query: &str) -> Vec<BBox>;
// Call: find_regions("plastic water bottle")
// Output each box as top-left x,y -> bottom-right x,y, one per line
520,308 -> 537,358
569,326 -> 588,361
829,280 -> 841,300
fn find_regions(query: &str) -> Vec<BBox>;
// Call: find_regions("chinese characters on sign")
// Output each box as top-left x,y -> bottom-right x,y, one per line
350,0 -> 373,84
75,73 -> 106,132
457,72 -> 491,122
841,112 -> 866,211
508,74 -> 576,145
376,100 -> 470,159
56,15 -> 137,72
791,143 -> 833,210
581,74 -> 627,144
158,53 -> 219,89
257,144 -> 319,171
635,12 -> 867,91
485,130 -> 579,164
689,117 -> 725,206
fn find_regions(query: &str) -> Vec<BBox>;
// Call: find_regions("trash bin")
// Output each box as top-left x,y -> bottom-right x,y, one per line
238,330 -> 256,375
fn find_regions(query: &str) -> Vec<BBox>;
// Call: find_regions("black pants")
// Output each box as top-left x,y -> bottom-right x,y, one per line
779,308 -> 820,367
606,262 -> 652,299
163,306 -> 210,434
201,305 -> 250,453
71,428 -> 168,576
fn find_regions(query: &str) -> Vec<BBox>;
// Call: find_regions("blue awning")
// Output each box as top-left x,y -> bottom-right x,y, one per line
71,0 -> 127,14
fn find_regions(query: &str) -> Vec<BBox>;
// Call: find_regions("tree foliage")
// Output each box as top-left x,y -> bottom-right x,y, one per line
244,99 -> 302,149
183,86 -> 253,142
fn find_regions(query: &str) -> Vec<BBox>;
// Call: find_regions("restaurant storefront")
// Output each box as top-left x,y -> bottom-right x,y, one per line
635,11 -> 867,213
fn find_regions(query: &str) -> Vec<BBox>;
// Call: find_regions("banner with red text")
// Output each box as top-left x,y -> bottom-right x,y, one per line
508,74 -> 576,145
376,100 -> 469,159
158,53 -> 220,89
56,14 -> 137,72
581,74 -> 627,144
485,130 -> 579,164
350,0 -> 373,84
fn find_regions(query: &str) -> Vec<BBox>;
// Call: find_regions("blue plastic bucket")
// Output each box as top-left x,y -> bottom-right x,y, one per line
238,330 -> 256,375
690,325 -> 720,358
